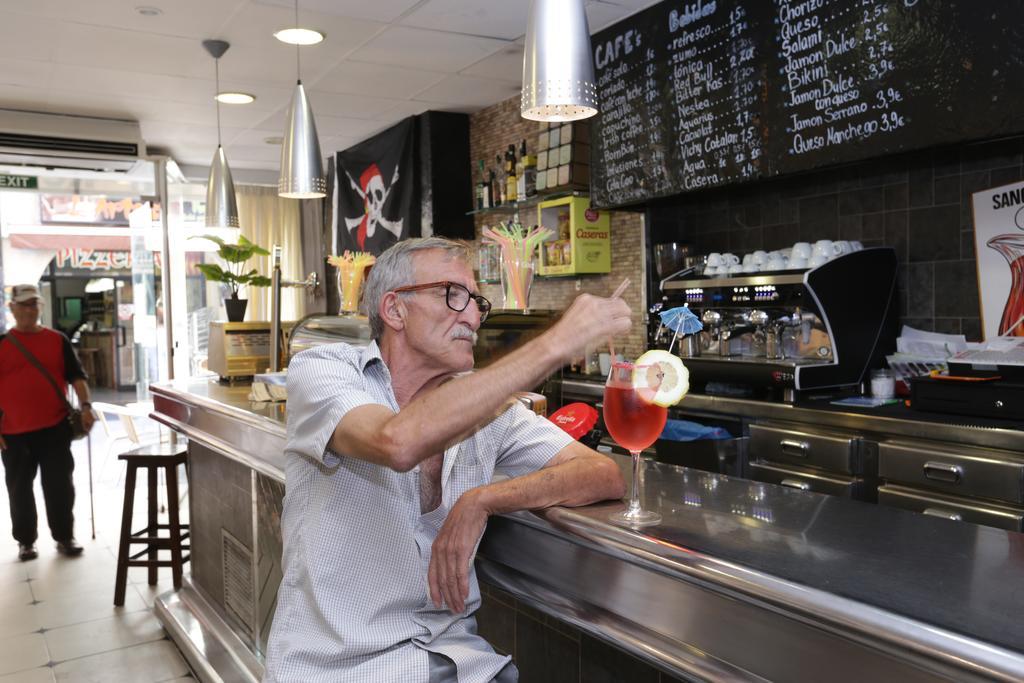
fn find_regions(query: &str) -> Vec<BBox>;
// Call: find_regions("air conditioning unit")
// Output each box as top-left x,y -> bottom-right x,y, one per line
0,109 -> 146,173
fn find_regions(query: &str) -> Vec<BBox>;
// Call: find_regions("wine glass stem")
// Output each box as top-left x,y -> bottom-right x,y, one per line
627,450 -> 643,516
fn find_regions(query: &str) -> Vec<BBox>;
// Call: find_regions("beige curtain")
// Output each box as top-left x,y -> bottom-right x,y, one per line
236,185 -> 305,322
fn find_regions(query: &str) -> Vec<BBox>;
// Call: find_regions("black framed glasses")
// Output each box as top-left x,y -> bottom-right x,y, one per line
392,280 -> 491,322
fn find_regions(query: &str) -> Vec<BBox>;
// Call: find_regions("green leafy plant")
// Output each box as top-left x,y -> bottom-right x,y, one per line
194,235 -> 273,299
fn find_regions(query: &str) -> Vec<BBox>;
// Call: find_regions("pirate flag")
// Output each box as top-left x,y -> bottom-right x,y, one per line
334,117 -> 418,256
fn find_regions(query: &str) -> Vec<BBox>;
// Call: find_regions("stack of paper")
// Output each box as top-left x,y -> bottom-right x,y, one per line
895,325 -> 971,357
250,371 -> 288,402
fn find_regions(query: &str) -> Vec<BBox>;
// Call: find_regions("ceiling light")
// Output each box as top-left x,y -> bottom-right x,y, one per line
135,6 -> 162,17
521,0 -> 598,122
278,0 -> 326,199
273,28 -> 324,45
215,92 -> 255,105
202,39 -> 240,229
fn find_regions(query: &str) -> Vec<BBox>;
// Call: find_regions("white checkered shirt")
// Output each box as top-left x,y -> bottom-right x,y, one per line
263,341 -> 573,683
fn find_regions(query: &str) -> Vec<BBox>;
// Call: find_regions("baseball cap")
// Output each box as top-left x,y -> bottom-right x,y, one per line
10,284 -> 43,304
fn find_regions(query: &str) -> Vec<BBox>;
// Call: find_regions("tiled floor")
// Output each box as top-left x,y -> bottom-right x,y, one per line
0,404 -> 195,682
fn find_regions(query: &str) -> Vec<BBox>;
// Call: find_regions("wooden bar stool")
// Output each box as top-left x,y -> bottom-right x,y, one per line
114,443 -> 190,606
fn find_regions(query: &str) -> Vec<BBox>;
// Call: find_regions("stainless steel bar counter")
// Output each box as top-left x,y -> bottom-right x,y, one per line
149,379 -> 1024,682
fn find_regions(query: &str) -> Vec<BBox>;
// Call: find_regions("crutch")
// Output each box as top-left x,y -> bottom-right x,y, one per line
87,431 -> 96,540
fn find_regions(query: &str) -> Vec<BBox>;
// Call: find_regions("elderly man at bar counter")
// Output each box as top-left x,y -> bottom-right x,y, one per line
264,237 -> 630,683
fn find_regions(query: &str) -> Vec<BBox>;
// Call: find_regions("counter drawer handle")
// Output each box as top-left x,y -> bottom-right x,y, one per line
923,507 -> 962,522
779,440 -> 809,457
923,461 -> 962,484
781,478 -> 811,491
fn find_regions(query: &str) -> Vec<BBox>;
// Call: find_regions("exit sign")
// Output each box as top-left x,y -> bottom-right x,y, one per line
0,174 -> 37,190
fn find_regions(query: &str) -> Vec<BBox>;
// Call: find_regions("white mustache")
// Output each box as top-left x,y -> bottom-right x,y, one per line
451,326 -> 477,344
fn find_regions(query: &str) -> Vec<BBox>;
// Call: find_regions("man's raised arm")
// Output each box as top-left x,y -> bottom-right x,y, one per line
331,293 -> 631,472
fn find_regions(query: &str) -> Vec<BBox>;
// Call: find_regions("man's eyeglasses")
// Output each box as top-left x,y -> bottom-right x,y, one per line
392,281 -> 491,322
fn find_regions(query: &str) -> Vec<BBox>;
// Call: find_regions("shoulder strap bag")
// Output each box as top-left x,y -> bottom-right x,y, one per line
4,333 -> 88,440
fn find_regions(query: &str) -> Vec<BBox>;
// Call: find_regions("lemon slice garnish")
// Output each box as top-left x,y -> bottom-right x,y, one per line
633,350 -> 689,407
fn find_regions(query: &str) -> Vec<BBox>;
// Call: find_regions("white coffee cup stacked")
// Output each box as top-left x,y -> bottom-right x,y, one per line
706,240 -> 864,277
789,242 -> 811,269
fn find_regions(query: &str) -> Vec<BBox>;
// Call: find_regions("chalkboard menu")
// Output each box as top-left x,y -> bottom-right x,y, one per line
590,0 -> 1024,208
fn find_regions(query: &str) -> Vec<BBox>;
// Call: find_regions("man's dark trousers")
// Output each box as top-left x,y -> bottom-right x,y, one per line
1,420 -> 75,545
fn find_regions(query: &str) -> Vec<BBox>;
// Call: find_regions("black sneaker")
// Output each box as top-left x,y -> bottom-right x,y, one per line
18,543 -> 37,561
56,539 -> 83,557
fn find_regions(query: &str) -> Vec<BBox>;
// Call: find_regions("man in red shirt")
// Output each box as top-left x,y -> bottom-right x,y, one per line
0,284 -> 95,560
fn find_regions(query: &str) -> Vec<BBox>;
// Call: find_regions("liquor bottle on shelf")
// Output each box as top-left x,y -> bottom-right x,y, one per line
515,143 -> 525,202
475,159 -> 486,210
494,155 -> 505,206
505,144 -> 517,205
487,168 -> 497,208
519,139 -> 536,199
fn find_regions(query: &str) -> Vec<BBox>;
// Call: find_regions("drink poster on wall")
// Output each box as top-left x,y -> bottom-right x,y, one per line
971,180 -> 1024,340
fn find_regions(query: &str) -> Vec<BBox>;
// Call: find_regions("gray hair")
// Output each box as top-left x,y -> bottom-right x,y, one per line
362,237 -> 471,339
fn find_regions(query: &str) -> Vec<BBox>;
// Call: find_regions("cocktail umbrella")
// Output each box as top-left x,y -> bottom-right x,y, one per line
659,306 -> 703,354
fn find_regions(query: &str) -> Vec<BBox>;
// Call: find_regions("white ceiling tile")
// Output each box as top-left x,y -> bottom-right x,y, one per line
348,26 -> 509,73
585,1 -> 635,34
310,114 -> 392,139
412,75 -> 519,109
225,128 -> 289,147
207,41 -> 338,87
313,61 -> 446,99
217,2 -> 386,56
461,42 -> 524,83
304,91 -> 408,120
0,12 -> 57,63
0,59 -> 54,90
0,86 -> 123,121
249,108 -> 290,132
321,135 -> 364,154
585,0 -> 661,33
49,22 -> 206,78
400,0 -> 529,41
376,99 -> 460,121
253,106 -> 394,143
252,0 -> 425,24
9,0 -> 248,41
41,63 -> 290,127
594,0 -> 663,12
49,93 -> 269,131
0,87 -> 142,121
220,144 -> 283,163
140,122 -> 221,147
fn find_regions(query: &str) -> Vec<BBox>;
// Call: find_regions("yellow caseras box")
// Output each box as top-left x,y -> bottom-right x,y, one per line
536,196 -> 611,277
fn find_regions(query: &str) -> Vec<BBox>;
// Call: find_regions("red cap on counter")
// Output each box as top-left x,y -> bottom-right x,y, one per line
547,402 -> 599,441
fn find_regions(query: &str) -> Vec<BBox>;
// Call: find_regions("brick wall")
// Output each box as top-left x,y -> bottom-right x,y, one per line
469,97 -> 646,360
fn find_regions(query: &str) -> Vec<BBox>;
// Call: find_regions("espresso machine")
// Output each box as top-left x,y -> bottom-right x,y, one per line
652,248 -> 898,400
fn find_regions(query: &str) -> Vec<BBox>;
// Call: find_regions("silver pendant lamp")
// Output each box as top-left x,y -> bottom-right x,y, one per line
202,39 -> 240,228
278,0 -> 326,198
521,0 -> 598,122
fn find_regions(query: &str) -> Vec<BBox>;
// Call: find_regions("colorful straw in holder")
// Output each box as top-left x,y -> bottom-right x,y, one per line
328,251 -> 376,314
482,221 -> 553,311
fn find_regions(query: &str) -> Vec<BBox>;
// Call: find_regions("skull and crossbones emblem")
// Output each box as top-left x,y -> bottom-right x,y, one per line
344,163 -> 403,250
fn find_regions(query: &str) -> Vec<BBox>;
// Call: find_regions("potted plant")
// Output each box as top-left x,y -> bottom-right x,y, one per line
195,235 -> 272,322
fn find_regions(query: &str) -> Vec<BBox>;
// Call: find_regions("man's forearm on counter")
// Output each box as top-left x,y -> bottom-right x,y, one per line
472,450 -> 625,516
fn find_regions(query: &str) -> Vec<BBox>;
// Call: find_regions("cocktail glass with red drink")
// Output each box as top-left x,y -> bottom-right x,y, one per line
603,360 -> 668,526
